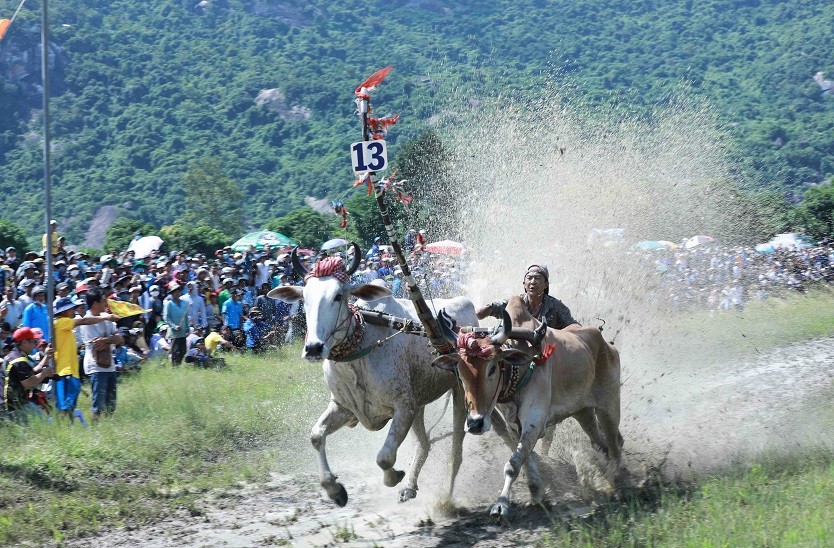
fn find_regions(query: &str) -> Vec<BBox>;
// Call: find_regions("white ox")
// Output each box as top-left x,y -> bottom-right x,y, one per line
269,246 -> 478,506
433,296 -> 622,519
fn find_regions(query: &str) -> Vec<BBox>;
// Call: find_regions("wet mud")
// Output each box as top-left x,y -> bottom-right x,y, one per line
72,337 -> 834,547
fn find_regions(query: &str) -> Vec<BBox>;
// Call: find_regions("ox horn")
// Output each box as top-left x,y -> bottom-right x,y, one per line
346,242 -> 362,276
491,309 -> 511,346
533,317 -> 548,348
437,308 -> 458,346
291,246 -> 308,278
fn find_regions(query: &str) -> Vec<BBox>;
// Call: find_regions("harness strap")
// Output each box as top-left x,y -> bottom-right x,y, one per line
497,361 -> 536,403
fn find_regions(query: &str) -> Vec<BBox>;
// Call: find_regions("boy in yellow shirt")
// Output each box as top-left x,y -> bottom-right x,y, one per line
53,296 -> 117,420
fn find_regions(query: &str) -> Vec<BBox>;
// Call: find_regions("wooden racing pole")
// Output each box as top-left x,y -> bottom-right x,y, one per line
355,70 -> 454,355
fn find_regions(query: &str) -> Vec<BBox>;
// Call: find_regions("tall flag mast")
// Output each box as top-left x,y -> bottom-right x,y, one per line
351,67 -> 454,355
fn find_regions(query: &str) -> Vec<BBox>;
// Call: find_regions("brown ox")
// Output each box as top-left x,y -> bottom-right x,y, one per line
433,296 -> 622,519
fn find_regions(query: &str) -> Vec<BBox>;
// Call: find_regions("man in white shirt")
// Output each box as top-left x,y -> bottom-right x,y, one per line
80,287 -> 124,419
0,286 -> 25,329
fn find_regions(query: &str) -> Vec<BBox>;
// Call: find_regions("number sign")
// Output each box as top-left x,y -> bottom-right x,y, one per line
350,140 -> 388,173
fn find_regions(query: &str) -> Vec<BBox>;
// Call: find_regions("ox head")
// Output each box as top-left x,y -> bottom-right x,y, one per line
432,309 -> 531,434
268,244 -> 391,360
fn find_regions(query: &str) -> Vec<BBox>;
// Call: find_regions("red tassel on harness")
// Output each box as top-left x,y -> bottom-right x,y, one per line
534,343 -> 556,366
456,332 -> 494,359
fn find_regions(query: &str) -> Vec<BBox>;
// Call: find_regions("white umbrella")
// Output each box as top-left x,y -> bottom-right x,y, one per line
127,236 -> 164,258
321,238 -> 349,251
684,235 -> 716,249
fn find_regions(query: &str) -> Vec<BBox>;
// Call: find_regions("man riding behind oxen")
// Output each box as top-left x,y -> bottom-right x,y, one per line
476,264 -> 580,331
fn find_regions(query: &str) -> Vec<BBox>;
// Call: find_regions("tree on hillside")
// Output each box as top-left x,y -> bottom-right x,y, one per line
392,130 -> 454,238
159,223 -> 229,256
0,220 -> 30,255
795,179 -> 834,240
103,218 -> 158,254
343,192 -> 388,249
181,158 -> 244,239
265,207 -> 344,249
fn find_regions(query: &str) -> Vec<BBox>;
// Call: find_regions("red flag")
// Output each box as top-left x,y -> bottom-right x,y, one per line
355,66 -> 392,98
353,172 -> 374,195
368,114 -> 399,139
0,19 -> 11,42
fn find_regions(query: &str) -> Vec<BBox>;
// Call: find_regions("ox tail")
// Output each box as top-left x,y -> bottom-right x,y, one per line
595,316 -> 621,346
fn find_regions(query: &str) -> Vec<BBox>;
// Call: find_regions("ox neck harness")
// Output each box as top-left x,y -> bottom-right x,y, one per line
328,305 -> 368,362
328,306 -> 413,362
497,360 -> 536,403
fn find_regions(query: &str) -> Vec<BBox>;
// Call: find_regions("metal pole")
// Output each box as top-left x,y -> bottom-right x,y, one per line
358,86 -> 453,355
40,0 -> 54,342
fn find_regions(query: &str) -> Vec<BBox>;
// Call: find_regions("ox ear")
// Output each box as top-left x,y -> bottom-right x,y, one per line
267,286 -> 303,303
500,348 -> 533,367
432,353 -> 459,371
350,283 -> 392,302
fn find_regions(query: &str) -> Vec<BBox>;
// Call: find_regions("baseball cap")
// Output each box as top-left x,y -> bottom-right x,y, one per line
12,327 -> 37,342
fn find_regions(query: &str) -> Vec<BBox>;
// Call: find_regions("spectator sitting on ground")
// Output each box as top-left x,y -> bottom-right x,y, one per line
185,337 -> 226,368
243,307 -> 271,353
204,324 -> 233,356
148,322 -> 171,359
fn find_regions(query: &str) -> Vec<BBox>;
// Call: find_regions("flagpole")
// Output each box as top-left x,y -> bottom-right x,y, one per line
355,69 -> 454,355
41,0 -> 54,341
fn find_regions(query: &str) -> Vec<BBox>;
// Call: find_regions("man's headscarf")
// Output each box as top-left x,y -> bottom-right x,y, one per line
525,264 -> 550,295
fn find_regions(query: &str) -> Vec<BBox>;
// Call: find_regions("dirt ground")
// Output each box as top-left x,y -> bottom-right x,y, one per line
72,337 -> 834,547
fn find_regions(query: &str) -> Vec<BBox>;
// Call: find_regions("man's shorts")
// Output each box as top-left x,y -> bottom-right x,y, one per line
54,375 -> 82,412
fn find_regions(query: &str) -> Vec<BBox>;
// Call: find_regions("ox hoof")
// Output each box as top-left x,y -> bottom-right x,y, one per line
383,468 -> 406,487
489,499 -> 510,521
528,482 -> 543,504
325,483 -> 349,507
398,487 -> 417,502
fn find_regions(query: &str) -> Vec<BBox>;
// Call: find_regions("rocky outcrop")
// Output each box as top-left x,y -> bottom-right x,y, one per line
254,88 -> 311,121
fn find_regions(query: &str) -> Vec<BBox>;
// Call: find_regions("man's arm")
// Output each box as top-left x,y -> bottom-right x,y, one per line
475,300 -> 507,320
74,313 -> 118,327
19,349 -> 55,389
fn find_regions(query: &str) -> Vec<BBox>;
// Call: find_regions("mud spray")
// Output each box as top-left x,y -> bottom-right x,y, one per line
86,85 -> 834,546
312,83 -> 834,531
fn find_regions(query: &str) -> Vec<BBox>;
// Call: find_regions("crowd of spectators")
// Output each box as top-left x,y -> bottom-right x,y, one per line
634,239 -> 834,312
5,218 -> 827,423
0,221 -> 471,423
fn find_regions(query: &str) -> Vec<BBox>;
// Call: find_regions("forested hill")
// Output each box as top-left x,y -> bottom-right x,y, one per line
0,0 -> 832,244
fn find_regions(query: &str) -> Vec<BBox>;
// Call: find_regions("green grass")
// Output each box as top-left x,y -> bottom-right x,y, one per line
659,286 -> 834,357
2,290 -> 834,545
542,451 -> 834,547
0,346 -> 326,545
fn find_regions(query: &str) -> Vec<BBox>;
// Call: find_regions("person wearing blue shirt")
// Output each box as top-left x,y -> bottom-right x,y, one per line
21,286 -> 50,342
243,308 -> 270,353
222,289 -> 244,330
365,237 -> 382,261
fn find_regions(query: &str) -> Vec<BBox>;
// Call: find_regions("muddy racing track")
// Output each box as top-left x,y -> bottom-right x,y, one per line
72,333 -> 834,547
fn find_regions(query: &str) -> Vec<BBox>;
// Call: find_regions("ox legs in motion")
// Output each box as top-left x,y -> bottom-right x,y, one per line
378,407 -> 417,488
490,411 -> 545,517
398,407 -> 429,502
311,401 -> 356,507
